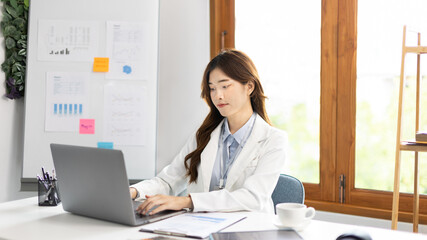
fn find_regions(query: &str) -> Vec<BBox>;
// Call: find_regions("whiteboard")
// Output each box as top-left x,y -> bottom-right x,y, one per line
22,0 -> 159,180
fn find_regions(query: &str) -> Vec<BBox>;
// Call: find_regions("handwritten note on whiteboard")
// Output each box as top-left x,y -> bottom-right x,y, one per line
79,119 -> 95,134
103,83 -> 147,145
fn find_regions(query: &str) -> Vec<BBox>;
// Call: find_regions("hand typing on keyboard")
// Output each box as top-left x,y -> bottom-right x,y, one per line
135,194 -> 193,215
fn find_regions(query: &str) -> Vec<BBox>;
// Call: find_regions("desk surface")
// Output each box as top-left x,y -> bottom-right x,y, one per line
0,197 -> 425,240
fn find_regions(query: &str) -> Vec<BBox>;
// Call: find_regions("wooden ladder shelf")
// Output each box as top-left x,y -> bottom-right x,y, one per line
391,25 -> 427,232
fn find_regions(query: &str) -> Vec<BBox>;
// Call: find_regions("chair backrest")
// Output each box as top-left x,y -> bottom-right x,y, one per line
271,174 -> 305,213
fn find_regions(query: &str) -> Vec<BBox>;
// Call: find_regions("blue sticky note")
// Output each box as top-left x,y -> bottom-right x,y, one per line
97,142 -> 113,149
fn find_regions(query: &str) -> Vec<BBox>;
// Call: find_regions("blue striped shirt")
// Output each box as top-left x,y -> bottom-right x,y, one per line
209,113 -> 256,191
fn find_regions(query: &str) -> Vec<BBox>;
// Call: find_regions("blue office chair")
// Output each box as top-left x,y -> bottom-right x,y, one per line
271,174 -> 305,213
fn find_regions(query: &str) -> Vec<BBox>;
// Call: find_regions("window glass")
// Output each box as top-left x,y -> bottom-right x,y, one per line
356,0 -> 427,193
235,0 -> 321,183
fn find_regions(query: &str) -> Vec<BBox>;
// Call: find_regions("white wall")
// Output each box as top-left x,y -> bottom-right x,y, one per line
0,95 -> 35,203
0,0 -> 209,203
156,0 -> 209,171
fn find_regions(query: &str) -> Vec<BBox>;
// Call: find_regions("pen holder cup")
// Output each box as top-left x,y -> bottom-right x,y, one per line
38,179 -> 61,206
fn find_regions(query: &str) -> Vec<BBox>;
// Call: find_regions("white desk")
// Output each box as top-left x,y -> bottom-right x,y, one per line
0,197 -> 425,240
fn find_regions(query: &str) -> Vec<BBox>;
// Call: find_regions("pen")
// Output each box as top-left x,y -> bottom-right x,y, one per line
45,172 -> 51,183
41,167 -> 46,180
44,187 -> 52,200
153,230 -> 187,237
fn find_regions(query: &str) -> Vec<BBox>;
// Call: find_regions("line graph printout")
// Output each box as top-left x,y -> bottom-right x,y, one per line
45,72 -> 89,132
105,21 -> 148,80
103,83 -> 147,146
37,20 -> 99,61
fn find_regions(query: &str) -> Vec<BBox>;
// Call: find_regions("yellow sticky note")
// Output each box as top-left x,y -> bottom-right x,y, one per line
93,57 -> 109,72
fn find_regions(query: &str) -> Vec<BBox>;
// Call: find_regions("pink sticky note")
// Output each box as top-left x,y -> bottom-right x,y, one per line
79,119 -> 95,134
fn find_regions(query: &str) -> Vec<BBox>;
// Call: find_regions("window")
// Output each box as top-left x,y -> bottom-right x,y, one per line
211,0 -> 427,223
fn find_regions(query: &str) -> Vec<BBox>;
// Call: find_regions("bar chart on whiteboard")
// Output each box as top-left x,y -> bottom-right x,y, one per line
44,72 -> 89,132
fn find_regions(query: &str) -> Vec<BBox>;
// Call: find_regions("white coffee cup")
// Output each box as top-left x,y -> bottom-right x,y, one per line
276,203 -> 315,227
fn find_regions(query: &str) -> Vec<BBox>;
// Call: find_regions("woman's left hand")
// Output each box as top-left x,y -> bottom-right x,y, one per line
136,194 -> 193,215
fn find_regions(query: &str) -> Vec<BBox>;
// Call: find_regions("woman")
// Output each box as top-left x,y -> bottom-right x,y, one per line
130,49 -> 287,215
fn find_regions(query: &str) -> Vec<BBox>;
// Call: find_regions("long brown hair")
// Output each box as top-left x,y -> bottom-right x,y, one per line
184,49 -> 270,183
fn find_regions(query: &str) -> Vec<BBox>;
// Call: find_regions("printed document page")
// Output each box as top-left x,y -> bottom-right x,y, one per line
139,212 -> 246,239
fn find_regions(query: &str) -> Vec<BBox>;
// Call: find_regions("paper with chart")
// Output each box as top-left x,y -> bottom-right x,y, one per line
45,72 -> 89,132
106,21 -> 148,80
103,83 -> 147,146
37,20 -> 99,61
139,212 -> 247,239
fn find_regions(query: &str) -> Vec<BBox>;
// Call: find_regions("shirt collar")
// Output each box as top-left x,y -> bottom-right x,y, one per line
222,113 -> 256,145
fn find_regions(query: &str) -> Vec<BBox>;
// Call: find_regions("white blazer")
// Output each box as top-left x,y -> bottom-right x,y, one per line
131,114 -> 287,214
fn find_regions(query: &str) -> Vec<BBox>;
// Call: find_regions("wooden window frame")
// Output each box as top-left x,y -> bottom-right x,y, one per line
210,0 -> 235,58
210,0 -> 427,224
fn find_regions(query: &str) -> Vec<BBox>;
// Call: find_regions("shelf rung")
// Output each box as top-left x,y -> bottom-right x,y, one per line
405,46 -> 427,54
400,141 -> 427,152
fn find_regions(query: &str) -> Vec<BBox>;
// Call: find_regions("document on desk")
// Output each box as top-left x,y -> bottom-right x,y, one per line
139,212 -> 246,239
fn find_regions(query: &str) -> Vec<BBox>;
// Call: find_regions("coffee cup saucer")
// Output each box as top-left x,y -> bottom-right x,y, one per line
273,216 -> 311,232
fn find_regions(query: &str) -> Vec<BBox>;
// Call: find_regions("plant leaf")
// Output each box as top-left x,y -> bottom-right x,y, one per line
11,30 -> 21,40
5,5 -> 18,19
12,62 -> 22,71
16,5 -> 24,16
10,0 -> 18,10
12,17 -> 25,31
1,63 -> 11,73
15,55 -> 23,61
18,48 -> 26,56
5,37 -> 16,49
15,78 -> 23,85
4,25 -> 16,36
2,12 -> 11,23
12,64 -> 18,73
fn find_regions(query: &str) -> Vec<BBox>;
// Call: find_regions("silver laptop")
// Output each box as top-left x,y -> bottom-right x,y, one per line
50,143 -> 186,226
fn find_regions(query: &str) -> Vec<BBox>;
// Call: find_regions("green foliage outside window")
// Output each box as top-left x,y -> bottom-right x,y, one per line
270,103 -> 320,184
356,75 -> 427,194
268,75 -> 427,194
